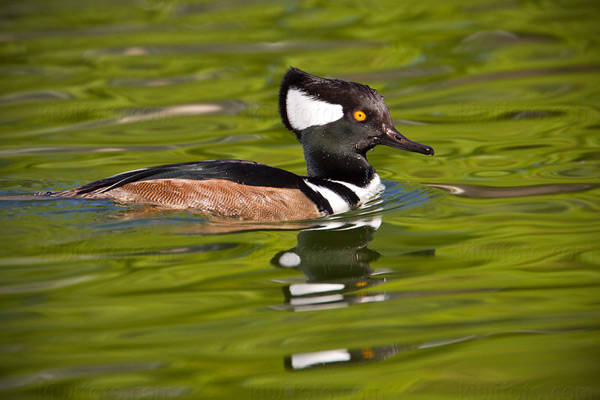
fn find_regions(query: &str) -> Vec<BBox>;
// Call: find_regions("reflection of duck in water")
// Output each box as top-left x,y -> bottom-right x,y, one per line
270,220 -> 438,370
284,336 -> 475,371
272,222 -> 512,372
271,220 -> 384,312
271,219 -> 435,312
46,68 -> 433,221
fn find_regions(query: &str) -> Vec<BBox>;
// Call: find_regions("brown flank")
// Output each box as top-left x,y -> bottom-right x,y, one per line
61,178 -> 324,221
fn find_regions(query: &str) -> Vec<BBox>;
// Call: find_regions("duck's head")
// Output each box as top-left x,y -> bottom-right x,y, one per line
278,67 -> 434,158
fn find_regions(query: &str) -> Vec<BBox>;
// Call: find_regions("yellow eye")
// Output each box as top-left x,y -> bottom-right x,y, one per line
353,110 -> 367,121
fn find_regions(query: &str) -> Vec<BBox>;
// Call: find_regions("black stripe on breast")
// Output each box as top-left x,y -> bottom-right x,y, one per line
304,177 -> 361,207
296,181 -> 334,215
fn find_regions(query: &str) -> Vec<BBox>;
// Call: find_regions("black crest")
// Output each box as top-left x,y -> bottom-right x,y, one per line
278,67 -> 383,139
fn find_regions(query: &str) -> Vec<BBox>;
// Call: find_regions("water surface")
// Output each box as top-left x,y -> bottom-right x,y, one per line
1,1 -> 599,399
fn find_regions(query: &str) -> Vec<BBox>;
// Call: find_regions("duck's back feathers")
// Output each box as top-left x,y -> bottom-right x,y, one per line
72,160 -> 303,195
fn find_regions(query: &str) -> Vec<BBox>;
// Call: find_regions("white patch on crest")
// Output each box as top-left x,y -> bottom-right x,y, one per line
286,88 -> 343,131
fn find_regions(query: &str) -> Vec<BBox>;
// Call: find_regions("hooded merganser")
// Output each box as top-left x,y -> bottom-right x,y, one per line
55,68 -> 434,221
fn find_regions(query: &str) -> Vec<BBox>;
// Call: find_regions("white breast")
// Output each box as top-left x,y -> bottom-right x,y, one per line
330,174 -> 384,204
304,180 -> 350,214
303,174 -> 384,215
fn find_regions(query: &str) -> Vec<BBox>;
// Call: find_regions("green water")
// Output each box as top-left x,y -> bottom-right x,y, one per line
1,0 -> 599,399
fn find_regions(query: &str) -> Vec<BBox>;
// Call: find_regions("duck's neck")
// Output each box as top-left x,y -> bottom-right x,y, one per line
301,139 -> 376,187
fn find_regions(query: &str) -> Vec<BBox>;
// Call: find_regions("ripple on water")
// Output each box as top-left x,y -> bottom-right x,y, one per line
325,181 -> 440,223
0,90 -> 74,106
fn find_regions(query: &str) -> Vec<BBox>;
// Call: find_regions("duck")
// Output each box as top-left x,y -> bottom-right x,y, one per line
53,67 -> 434,221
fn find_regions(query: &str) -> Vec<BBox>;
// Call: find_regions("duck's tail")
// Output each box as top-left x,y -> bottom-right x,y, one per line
0,190 -> 79,201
